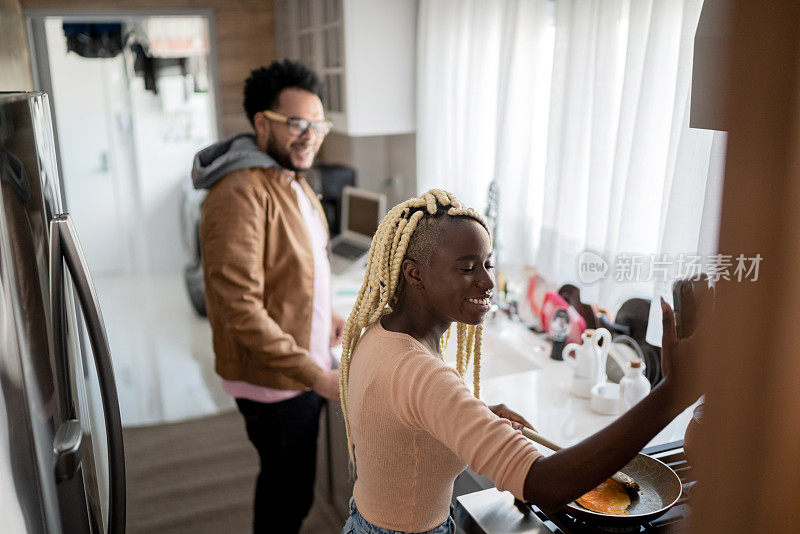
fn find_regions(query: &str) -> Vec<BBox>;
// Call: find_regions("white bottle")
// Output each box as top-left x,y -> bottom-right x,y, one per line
618,358 -> 651,413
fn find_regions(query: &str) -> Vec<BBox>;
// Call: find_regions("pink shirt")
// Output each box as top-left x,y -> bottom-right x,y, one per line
348,321 -> 541,532
222,178 -> 332,403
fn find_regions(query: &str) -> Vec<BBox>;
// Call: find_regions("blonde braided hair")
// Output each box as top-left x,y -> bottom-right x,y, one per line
339,189 -> 491,466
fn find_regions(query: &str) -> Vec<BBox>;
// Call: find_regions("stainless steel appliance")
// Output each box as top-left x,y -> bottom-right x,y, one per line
0,92 -> 125,533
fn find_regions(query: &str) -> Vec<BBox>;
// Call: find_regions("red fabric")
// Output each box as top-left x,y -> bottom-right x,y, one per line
540,292 -> 586,344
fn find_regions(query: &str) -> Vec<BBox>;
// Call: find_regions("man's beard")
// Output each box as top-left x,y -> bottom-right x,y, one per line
266,132 -> 313,172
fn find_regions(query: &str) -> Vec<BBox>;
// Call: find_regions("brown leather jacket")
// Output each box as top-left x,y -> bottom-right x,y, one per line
200,166 -> 328,390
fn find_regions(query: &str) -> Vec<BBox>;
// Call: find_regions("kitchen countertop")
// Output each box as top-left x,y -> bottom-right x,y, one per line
470,314 -> 693,449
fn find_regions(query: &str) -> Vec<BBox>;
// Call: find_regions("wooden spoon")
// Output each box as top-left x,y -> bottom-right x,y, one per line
514,424 -> 640,492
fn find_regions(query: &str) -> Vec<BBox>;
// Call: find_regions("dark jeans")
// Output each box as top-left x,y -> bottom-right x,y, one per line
236,391 -> 325,534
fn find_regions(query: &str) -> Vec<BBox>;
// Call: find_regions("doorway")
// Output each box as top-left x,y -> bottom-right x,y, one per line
27,12 -> 219,276
26,11 -> 232,427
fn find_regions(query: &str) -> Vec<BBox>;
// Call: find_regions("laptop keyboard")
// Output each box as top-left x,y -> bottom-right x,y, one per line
332,240 -> 369,260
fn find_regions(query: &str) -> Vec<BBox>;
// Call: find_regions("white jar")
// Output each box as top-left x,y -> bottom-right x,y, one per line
618,358 -> 651,413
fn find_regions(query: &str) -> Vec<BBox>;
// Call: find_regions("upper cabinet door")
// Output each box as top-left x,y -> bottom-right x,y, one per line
275,0 -> 416,137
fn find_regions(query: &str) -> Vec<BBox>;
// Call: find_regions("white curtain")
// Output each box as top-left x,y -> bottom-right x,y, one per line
417,0 -> 725,335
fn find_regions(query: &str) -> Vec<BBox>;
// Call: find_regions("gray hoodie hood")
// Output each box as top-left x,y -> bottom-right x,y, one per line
191,133 -> 281,190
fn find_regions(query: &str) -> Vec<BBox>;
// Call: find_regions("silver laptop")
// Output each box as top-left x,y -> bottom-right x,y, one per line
330,186 -> 386,274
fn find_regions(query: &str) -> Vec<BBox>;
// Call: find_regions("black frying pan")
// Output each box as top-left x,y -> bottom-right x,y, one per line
563,452 -> 682,527
519,427 -> 682,527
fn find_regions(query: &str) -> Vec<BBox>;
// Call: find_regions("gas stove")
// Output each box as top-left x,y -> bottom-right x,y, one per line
455,441 -> 694,534
526,442 -> 694,533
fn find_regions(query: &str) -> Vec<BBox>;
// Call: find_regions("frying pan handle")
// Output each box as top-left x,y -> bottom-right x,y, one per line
516,425 -> 639,491
517,425 -> 563,451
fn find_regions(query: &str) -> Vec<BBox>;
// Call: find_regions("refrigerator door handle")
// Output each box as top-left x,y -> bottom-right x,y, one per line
51,214 -> 126,534
54,419 -> 83,481
53,419 -> 94,533
48,212 -> 76,426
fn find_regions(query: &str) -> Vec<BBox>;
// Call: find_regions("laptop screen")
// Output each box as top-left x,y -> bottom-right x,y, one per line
345,189 -> 383,239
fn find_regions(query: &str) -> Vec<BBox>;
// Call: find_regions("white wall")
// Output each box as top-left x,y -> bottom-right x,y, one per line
46,19 -> 133,275
129,73 -> 214,272
319,132 -> 417,207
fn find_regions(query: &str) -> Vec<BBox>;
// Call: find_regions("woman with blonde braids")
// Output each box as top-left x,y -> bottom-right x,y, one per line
340,190 -> 701,534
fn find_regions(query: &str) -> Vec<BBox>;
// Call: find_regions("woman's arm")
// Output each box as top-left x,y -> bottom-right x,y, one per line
523,299 -> 703,511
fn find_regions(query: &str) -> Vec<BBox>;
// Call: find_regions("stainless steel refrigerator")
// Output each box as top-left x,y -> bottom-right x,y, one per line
0,92 -> 125,533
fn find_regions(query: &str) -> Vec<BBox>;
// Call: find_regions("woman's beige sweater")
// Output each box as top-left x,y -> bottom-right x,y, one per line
348,320 -> 541,532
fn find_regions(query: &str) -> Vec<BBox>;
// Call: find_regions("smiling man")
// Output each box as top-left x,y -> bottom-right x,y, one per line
191,60 -> 343,534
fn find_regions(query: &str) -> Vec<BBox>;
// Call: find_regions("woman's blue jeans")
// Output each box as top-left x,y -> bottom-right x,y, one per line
342,498 -> 455,534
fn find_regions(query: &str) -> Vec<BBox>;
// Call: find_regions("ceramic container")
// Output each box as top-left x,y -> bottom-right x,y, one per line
590,382 -> 621,415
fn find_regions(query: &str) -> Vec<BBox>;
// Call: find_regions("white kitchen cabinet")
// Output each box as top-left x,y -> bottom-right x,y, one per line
274,0 -> 416,136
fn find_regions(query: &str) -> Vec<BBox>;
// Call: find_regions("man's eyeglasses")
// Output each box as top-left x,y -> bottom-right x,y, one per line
261,109 -> 333,138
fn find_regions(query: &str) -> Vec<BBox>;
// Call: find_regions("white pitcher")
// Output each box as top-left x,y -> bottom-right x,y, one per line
563,328 -> 612,385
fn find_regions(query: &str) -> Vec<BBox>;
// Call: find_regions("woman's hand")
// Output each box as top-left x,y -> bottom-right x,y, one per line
488,403 -> 536,431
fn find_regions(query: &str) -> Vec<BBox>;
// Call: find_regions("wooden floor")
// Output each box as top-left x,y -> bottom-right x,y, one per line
123,409 -> 342,533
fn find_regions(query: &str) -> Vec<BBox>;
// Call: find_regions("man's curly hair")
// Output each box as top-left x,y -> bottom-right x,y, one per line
243,59 -> 325,126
